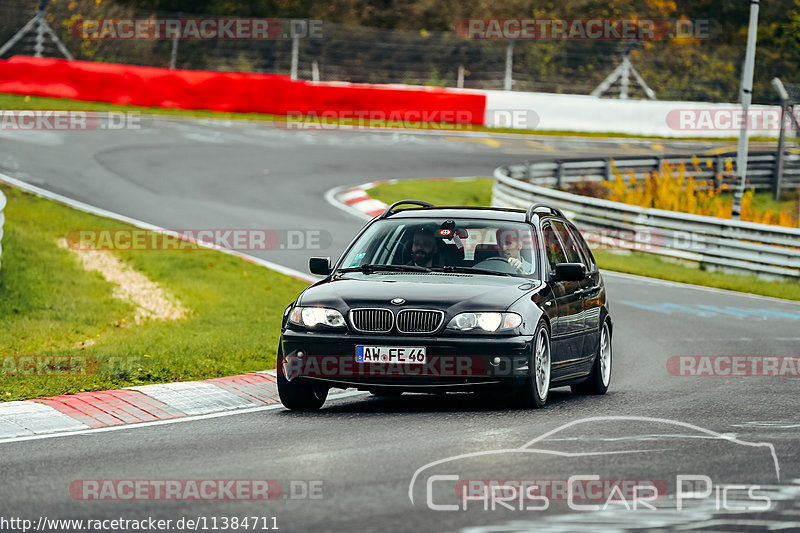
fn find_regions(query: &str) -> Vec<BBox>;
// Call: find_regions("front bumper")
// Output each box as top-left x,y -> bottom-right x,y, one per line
279,329 -> 534,391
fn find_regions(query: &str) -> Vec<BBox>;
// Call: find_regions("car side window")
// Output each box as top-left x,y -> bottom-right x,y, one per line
552,221 -> 583,264
542,222 -> 568,271
567,223 -> 598,273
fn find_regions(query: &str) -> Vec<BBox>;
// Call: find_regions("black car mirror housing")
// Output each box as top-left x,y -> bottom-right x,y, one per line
309,257 -> 332,275
553,262 -> 586,282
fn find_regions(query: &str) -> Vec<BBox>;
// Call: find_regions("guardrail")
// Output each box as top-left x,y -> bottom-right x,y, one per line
493,160 -> 800,279
0,189 -> 5,268
506,151 -> 800,191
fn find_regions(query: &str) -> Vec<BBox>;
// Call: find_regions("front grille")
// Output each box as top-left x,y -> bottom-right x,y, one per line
350,308 -> 393,332
396,309 -> 444,334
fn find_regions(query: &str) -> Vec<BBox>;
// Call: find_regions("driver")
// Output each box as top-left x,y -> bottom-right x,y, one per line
497,228 -> 533,274
408,226 -> 439,267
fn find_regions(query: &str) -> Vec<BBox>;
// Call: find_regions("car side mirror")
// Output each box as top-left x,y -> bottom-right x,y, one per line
553,262 -> 586,282
309,257 -> 331,275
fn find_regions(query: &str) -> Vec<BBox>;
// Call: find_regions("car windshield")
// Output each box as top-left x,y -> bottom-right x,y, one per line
337,217 -> 539,278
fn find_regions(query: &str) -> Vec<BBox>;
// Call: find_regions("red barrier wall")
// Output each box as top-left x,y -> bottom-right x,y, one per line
0,56 -> 486,125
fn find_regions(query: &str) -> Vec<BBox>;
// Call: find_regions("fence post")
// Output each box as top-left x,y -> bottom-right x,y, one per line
311,60 -> 320,82
33,5 -> 45,57
290,36 -> 299,80
556,160 -> 564,190
169,32 -> 179,69
504,41 -> 514,91
457,65 -> 464,89
654,156 -> 663,182
604,158 -> 612,181
774,106 -> 788,201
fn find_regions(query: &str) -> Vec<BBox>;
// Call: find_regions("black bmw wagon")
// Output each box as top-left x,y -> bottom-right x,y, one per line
277,201 -> 612,410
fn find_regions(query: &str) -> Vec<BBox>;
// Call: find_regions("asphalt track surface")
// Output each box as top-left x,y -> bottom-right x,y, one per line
1,119 -> 799,532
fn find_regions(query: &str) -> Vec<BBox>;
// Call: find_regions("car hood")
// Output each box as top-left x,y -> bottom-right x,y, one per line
298,272 -> 542,312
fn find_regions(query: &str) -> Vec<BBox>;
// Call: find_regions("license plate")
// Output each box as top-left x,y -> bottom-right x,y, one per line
355,346 -> 426,364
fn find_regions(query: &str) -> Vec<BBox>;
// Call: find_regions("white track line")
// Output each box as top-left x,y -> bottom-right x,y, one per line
602,270 -> 800,306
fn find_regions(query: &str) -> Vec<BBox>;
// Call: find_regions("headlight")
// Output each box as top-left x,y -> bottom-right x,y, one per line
447,312 -> 522,332
288,306 -> 346,328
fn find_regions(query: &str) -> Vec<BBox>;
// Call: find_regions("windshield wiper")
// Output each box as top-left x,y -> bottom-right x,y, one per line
337,264 -> 432,274
431,265 -> 515,277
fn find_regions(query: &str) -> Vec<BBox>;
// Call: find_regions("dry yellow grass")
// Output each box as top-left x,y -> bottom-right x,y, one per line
604,158 -> 798,227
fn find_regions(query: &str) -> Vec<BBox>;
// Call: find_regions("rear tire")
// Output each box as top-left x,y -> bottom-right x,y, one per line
517,321 -> 551,409
572,317 -> 612,395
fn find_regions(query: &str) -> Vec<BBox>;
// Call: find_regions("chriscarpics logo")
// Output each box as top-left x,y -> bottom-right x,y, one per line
409,416 -> 782,529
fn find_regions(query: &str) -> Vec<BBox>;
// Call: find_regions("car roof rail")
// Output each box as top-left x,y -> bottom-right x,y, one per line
379,200 -> 435,219
526,203 -> 564,222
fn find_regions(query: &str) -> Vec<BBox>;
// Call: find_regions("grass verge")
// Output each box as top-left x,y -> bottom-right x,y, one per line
369,177 -> 493,207
3,92 -> 794,142
0,183 -> 309,401
365,177 -> 800,301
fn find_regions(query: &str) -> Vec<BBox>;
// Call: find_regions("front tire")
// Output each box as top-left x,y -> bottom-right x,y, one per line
572,317 -> 612,395
278,375 -> 328,410
277,344 -> 328,410
517,321 -> 551,408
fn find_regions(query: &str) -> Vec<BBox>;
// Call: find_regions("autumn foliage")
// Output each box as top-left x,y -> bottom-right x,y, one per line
600,159 -> 798,228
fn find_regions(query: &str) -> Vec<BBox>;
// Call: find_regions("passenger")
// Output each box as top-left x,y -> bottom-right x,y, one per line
497,228 -> 533,274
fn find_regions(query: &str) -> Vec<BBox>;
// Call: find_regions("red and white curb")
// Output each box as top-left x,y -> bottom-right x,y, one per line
333,181 -> 389,220
326,177 -> 480,221
0,371 -> 281,438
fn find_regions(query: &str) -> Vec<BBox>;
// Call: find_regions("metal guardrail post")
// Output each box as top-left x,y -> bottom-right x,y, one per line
774,116 -> 786,202
604,158 -> 612,181
523,161 -> 531,181
772,77 -> 792,201
715,155 -> 725,190
555,160 -> 564,190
